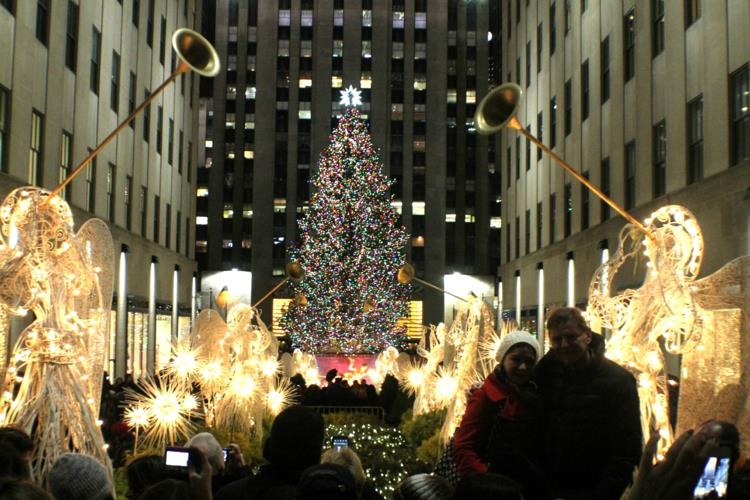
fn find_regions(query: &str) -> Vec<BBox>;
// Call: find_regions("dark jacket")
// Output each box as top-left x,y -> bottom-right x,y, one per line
535,333 -> 642,500
214,464 -> 300,500
453,367 -> 549,500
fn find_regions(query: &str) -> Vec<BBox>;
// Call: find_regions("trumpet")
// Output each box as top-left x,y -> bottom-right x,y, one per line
47,29 -> 220,201
474,82 -> 652,239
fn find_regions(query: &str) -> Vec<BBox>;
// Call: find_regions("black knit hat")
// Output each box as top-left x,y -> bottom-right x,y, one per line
298,463 -> 358,500
263,406 -> 324,470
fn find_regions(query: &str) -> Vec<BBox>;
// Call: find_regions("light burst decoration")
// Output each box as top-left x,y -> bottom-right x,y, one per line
282,108 -> 410,354
124,404 -> 151,454
124,376 -> 194,450
0,187 -> 113,482
339,85 -> 363,107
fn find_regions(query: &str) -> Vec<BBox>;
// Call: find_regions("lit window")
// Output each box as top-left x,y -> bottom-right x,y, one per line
445,213 -> 456,222
412,201 -> 425,215
245,86 -> 256,99
301,10 -> 313,26
301,40 -> 312,57
196,187 -> 209,197
415,13 -> 426,29
415,43 -> 426,59
205,140 -> 213,148
490,217 -> 503,228
334,9 -> 343,26
447,89 -> 457,103
393,11 -> 404,28
333,40 -> 343,57
414,76 -> 427,91
298,109 -> 311,119
225,113 -> 236,128
331,75 -> 343,88
278,40 -> 290,57
299,78 -> 312,88
362,10 -> 372,26
466,90 -> 476,103
196,216 -> 208,225
413,138 -> 426,151
222,239 -> 233,248
226,86 -> 237,99
393,42 -> 404,59
362,40 -> 372,58
242,239 -> 252,249
411,236 -> 425,247
196,240 -> 207,253
244,150 -> 254,159
227,152 -> 236,159
223,204 -> 234,218
360,73 -> 372,89
414,104 -> 426,121
391,104 -> 403,119
465,214 -> 476,223
273,199 -> 287,213
243,205 -> 253,218
278,10 -> 291,26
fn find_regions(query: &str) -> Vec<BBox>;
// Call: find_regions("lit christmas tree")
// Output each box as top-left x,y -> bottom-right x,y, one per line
282,99 -> 410,354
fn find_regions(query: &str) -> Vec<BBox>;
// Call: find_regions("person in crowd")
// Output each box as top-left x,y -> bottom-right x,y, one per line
0,427 -> 33,479
452,472 -> 523,500
138,448 -> 212,500
45,453 -> 115,500
321,447 -> 383,500
124,454 -> 163,499
185,432 -> 250,492
452,330 -> 548,499
0,477 -> 51,500
214,406 -> 325,500
392,473 -> 453,500
535,307 -> 642,499
297,463 -> 359,500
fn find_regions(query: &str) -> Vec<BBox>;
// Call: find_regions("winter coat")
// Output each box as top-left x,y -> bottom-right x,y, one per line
453,367 -> 550,499
534,333 -> 642,500
214,464 -> 300,500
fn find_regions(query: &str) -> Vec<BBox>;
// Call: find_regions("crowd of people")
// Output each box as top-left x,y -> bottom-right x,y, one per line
0,306 -> 749,499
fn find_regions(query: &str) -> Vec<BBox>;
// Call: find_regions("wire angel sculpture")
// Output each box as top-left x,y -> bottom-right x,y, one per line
587,205 -> 750,454
0,187 -> 113,482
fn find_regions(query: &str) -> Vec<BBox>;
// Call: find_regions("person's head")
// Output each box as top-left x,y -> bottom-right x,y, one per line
185,432 -> 223,474
392,473 -> 453,500
325,369 -> 338,383
453,473 -> 522,500
320,447 -> 366,494
263,406 -> 325,471
546,307 -> 593,366
137,479 -> 192,500
0,428 -> 33,464
495,331 -> 541,385
124,454 -> 162,500
0,443 -> 30,479
0,478 -> 51,500
46,453 -> 113,500
297,464 -> 358,500
698,420 -> 741,463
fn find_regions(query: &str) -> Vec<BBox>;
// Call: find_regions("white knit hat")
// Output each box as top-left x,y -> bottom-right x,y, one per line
495,330 -> 542,363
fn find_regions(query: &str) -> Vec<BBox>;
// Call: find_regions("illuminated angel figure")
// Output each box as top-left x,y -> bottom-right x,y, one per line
0,187 -> 113,481
587,205 -> 750,454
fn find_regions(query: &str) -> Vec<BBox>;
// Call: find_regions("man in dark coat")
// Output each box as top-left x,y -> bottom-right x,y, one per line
535,307 -> 642,500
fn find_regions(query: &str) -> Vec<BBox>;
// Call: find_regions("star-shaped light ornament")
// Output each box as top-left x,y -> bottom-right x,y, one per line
339,85 -> 363,107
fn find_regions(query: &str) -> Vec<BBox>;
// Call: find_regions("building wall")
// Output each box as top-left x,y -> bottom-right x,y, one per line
198,0 -> 501,327
499,0 -> 750,337
0,0 -> 202,374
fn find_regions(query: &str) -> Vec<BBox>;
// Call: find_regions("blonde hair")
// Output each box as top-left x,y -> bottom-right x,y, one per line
320,447 -> 366,493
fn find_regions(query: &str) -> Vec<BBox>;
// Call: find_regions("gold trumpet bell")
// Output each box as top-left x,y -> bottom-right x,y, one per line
286,261 -> 305,280
474,82 -> 523,134
172,28 -> 221,77
397,263 -> 415,285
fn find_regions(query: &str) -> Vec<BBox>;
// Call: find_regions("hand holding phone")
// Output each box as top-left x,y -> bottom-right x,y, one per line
164,447 -> 202,475
332,435 -> 349,452
693,447 -> 733,499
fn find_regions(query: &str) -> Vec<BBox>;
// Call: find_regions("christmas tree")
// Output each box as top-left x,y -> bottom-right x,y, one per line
282,104 -> 410,354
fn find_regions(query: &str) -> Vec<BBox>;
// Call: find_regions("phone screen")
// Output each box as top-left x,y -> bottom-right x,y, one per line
332,436 -> 349,452
165,449 -> 190,468
222,448 -> 229,462
693,455 -> 731,499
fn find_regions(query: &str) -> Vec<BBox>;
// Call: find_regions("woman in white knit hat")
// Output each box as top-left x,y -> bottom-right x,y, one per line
452,330 -> 551,500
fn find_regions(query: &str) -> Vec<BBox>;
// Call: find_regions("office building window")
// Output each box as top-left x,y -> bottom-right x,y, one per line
601,36 -> 610,103
0,86 -> 8,173
564,0 -> 571,32
146,0 -> 154,47
156,106 -> 163,154
686,0 -> 700,27
125,174 -> 133,230
111,51 -> 120,112
506,147 -> 511,188
29,110 -> 44,185
537,23 -> 543,72
36,0 -> 49,45
652,0 -> 665,57
506,221 -> 511,262
132,0 -> 139,27
526,41 -> 531,87
86,156 -> 96,212
168,118 -> 174,165
625,142 -> 636,209
176,210 -> 181,254
159,16 -> 166,65
178,130 -> 184,174
581,60 -> 589,120
153,195 -> 160,243
653,120 -> 666,197
537,113 -> 543,160
128,72 -> 136,128
65,1 -> 78,72
550,3 -> 556,54
90,27 -> 101,94
550,97 -> 557,148
165,203 -> 171,249
563,183 -> 573,238
60,132 -> 72,201
687,95 -> 703,184
731,64 -> 750,166
525,210 -> 531,255
549,192 -> 557,243
140,187 -> 147,236
0,0 -> 13,14
581,0 -> 587,13
143,89 -> 150,142
107,163 -> 115,222
581,171 -> 590,230
515,216 -> 520,259
536,202 -> 543,250
515,136 -> 520,179
526,125 -> 531,170
624,10 -> 635,81
601,157 -> 611,219
564,79 -> 572,135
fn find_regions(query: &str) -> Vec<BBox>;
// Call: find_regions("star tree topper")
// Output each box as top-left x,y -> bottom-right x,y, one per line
339,85 -> 363,107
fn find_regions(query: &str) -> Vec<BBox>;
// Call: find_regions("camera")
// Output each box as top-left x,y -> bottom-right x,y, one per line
164,447 -> 202,476
332,435 -> 349,452
693,446 -> 734,499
